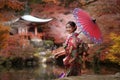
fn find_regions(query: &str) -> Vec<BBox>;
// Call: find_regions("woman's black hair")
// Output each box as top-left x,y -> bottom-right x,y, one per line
67,21 -> 77,32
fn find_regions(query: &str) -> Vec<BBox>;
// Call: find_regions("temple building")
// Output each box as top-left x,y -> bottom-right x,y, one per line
10,15 -> 52,47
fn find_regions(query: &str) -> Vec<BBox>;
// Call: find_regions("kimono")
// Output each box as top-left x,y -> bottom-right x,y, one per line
63,33 -> 82,76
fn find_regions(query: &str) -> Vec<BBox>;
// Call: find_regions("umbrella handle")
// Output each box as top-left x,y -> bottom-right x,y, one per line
78,31 -> 82,34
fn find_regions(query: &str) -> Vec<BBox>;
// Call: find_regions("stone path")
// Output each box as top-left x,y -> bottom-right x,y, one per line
55,73 -> 120,80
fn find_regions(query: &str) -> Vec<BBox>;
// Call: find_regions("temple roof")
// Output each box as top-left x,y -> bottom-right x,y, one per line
21,15 -> 53,22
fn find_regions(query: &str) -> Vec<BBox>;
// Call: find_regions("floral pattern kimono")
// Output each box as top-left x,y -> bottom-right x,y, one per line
63,33 -> 82,76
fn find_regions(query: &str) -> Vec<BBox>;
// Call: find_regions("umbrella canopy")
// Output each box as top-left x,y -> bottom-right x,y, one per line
73,8 -> 102,44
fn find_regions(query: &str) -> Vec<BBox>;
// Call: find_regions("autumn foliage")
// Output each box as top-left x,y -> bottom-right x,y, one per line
0,24 -> 10,50
106,33 -> 120,65
0,35 -> 36,58
0,0 -> 24,11
0,0 -> 24,21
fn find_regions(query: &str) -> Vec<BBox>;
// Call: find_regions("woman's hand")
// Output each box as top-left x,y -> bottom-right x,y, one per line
54,50 -> 65,59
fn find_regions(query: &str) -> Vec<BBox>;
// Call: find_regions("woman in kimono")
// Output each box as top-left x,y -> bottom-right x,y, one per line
63,21 -> 82,77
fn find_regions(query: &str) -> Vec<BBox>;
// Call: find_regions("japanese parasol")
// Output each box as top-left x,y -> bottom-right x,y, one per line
73,8 -> 102,44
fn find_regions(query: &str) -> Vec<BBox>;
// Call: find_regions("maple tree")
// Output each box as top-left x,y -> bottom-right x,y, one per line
0,0 -> 24,21
0,34 -> 35,58
0,0 -> 24,11
0,24 -> 10,50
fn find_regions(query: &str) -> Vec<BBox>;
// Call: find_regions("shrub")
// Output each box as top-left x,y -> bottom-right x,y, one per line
106,33 -> 120,65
